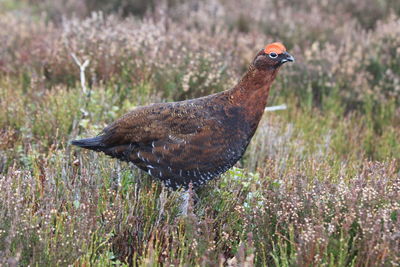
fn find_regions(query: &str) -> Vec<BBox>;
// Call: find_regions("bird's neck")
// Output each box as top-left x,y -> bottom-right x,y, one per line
228,65 -> 280,130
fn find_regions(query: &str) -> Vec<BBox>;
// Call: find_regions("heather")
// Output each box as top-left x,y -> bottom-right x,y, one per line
0,0 -> 399,266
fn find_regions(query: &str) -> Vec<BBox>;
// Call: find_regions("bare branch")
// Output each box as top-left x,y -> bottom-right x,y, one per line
264,104 -> 287,112
70,53 -> 90,94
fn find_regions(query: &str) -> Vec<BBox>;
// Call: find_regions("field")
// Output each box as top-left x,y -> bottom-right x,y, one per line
0,0 -> 399,266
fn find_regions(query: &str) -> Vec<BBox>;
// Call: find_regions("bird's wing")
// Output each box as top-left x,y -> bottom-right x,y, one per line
100,101 -> 209,147
98,99 -> 221,164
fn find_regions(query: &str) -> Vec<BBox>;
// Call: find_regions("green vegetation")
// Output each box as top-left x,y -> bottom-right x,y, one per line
0,0 -> 399,266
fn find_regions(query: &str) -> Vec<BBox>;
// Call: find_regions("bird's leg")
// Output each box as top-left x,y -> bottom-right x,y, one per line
156,186 -> 168,224
179,190 -> 190,216
178,183 -> 196,216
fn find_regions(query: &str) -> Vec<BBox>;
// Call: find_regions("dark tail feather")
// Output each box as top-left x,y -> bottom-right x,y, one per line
71,136 -> 106,151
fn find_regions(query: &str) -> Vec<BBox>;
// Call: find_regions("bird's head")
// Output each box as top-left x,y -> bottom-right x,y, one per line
252,42 -> 294,70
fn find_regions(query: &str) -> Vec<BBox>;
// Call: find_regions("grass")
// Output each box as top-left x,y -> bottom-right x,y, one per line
0,0 -> 399,266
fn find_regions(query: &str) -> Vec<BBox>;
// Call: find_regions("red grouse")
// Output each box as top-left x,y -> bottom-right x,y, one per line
72,43 -> 294,189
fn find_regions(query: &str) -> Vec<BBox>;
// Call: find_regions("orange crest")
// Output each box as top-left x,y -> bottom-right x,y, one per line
264,42 -> 286,54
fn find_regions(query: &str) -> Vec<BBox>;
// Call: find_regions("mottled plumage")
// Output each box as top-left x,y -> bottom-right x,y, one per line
72,43 -> 294,189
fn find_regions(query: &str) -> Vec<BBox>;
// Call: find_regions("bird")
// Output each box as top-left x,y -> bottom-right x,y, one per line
72,42 -> 294,190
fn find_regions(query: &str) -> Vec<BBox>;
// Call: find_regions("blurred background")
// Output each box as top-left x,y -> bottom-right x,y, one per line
2,0 -> 400,108
0,0 -> 399,266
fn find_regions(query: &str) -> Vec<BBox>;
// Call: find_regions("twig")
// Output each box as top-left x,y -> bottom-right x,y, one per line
70,53 -> 91,136
264,104 -> 287,112
70,53 -> 90,94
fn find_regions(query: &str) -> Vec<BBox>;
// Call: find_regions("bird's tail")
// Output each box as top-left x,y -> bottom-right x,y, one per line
71,136 -> 106,151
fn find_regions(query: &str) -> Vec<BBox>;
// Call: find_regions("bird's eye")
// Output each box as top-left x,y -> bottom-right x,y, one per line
269,52 -> 278,59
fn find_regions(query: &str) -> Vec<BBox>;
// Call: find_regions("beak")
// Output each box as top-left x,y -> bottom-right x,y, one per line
280,52 -> 295,64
